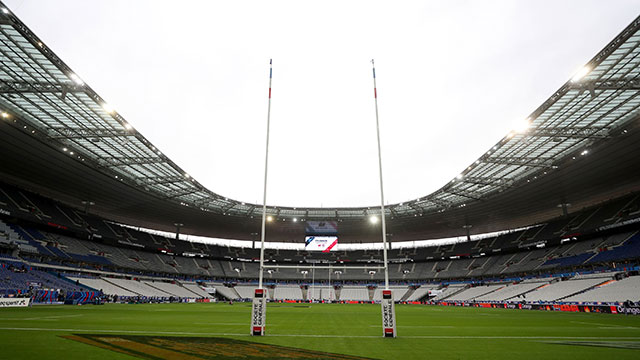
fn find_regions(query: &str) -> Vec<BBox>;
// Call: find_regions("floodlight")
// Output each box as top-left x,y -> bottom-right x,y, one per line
124,123 -> 132,130
267,216 -> 273,222
69,73 -> 84,85
513,118 -> 531,133
2,8 -> 9,14
1,112 -> 8,118
571,65 -> 590,82
102,103 -> 114,113
369,216 -> 379,224
293,218 -> 298,222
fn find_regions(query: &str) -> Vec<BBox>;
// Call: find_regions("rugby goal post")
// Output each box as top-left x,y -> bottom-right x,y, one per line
250,59 -> 397,338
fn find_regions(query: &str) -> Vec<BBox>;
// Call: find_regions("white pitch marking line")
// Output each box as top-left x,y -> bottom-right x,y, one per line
571,321 -> 639,329
2,327 -> 640,340
18,315 -> 83,321
599,327 -> 640,330
193,323 -> 257,326
368,325 -> 454,328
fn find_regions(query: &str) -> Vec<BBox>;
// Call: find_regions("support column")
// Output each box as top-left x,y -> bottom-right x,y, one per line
174,223 -> 183,242
558,202 -> 571,217
463,224 -> 472,242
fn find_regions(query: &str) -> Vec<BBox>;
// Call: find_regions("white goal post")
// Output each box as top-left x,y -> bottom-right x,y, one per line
250,59 -> 397,338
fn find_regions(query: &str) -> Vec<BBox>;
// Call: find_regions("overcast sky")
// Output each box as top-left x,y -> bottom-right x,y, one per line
5,0 -> 640,208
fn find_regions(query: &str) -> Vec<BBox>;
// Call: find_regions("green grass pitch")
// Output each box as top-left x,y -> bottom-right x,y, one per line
1,302 -> 640,359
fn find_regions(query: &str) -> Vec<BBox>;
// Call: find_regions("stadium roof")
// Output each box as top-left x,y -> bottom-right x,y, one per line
1,2 -> 640,242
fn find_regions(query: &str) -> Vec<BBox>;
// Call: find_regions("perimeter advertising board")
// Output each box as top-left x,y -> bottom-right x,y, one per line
0,298 -> 30,307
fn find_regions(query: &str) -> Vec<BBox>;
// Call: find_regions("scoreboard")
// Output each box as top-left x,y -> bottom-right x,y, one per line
304,236 -> 338,252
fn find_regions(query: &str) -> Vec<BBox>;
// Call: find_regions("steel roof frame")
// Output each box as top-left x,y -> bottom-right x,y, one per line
1,2 -> 639,221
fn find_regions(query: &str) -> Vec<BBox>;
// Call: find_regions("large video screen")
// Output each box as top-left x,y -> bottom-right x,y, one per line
305,221 -> 338,235
304,236 -> 338,252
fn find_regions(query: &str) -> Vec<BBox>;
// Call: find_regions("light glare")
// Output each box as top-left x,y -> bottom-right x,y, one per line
102,103 -> 114,113
571,65 -> 591,82
69,73 -> 84,85
513,119 -> 531,133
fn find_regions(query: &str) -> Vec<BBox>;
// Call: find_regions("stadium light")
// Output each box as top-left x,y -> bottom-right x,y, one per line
293,218 -> 298,222
69,73 -> 84,85
513,118 -> 531,133
571,65 -> 591,82
124,123 -> 133,130
102,103 -> 114,113
267,216 -> 273,222
369,215 -> 379,224
1,112 -> 8,118
2,8 -> 9,14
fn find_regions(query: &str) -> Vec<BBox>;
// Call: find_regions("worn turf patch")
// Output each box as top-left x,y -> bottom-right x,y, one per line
62,334 -> 374,359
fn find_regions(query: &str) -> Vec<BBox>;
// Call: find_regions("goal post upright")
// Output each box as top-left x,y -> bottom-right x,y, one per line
251,59 -> 272,336
372,59 -> 397,338
258,59 -> 273,291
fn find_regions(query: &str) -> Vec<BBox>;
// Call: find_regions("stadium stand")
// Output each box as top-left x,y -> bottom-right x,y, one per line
309,286 -> 334,301
474,281 -> 547,301
68,277 -> 138,297
339,287 -> 370,301
563,275 -> 640,303
1,178 -> 640,307
446,284 -> 505,301
181,282 -> 213,298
